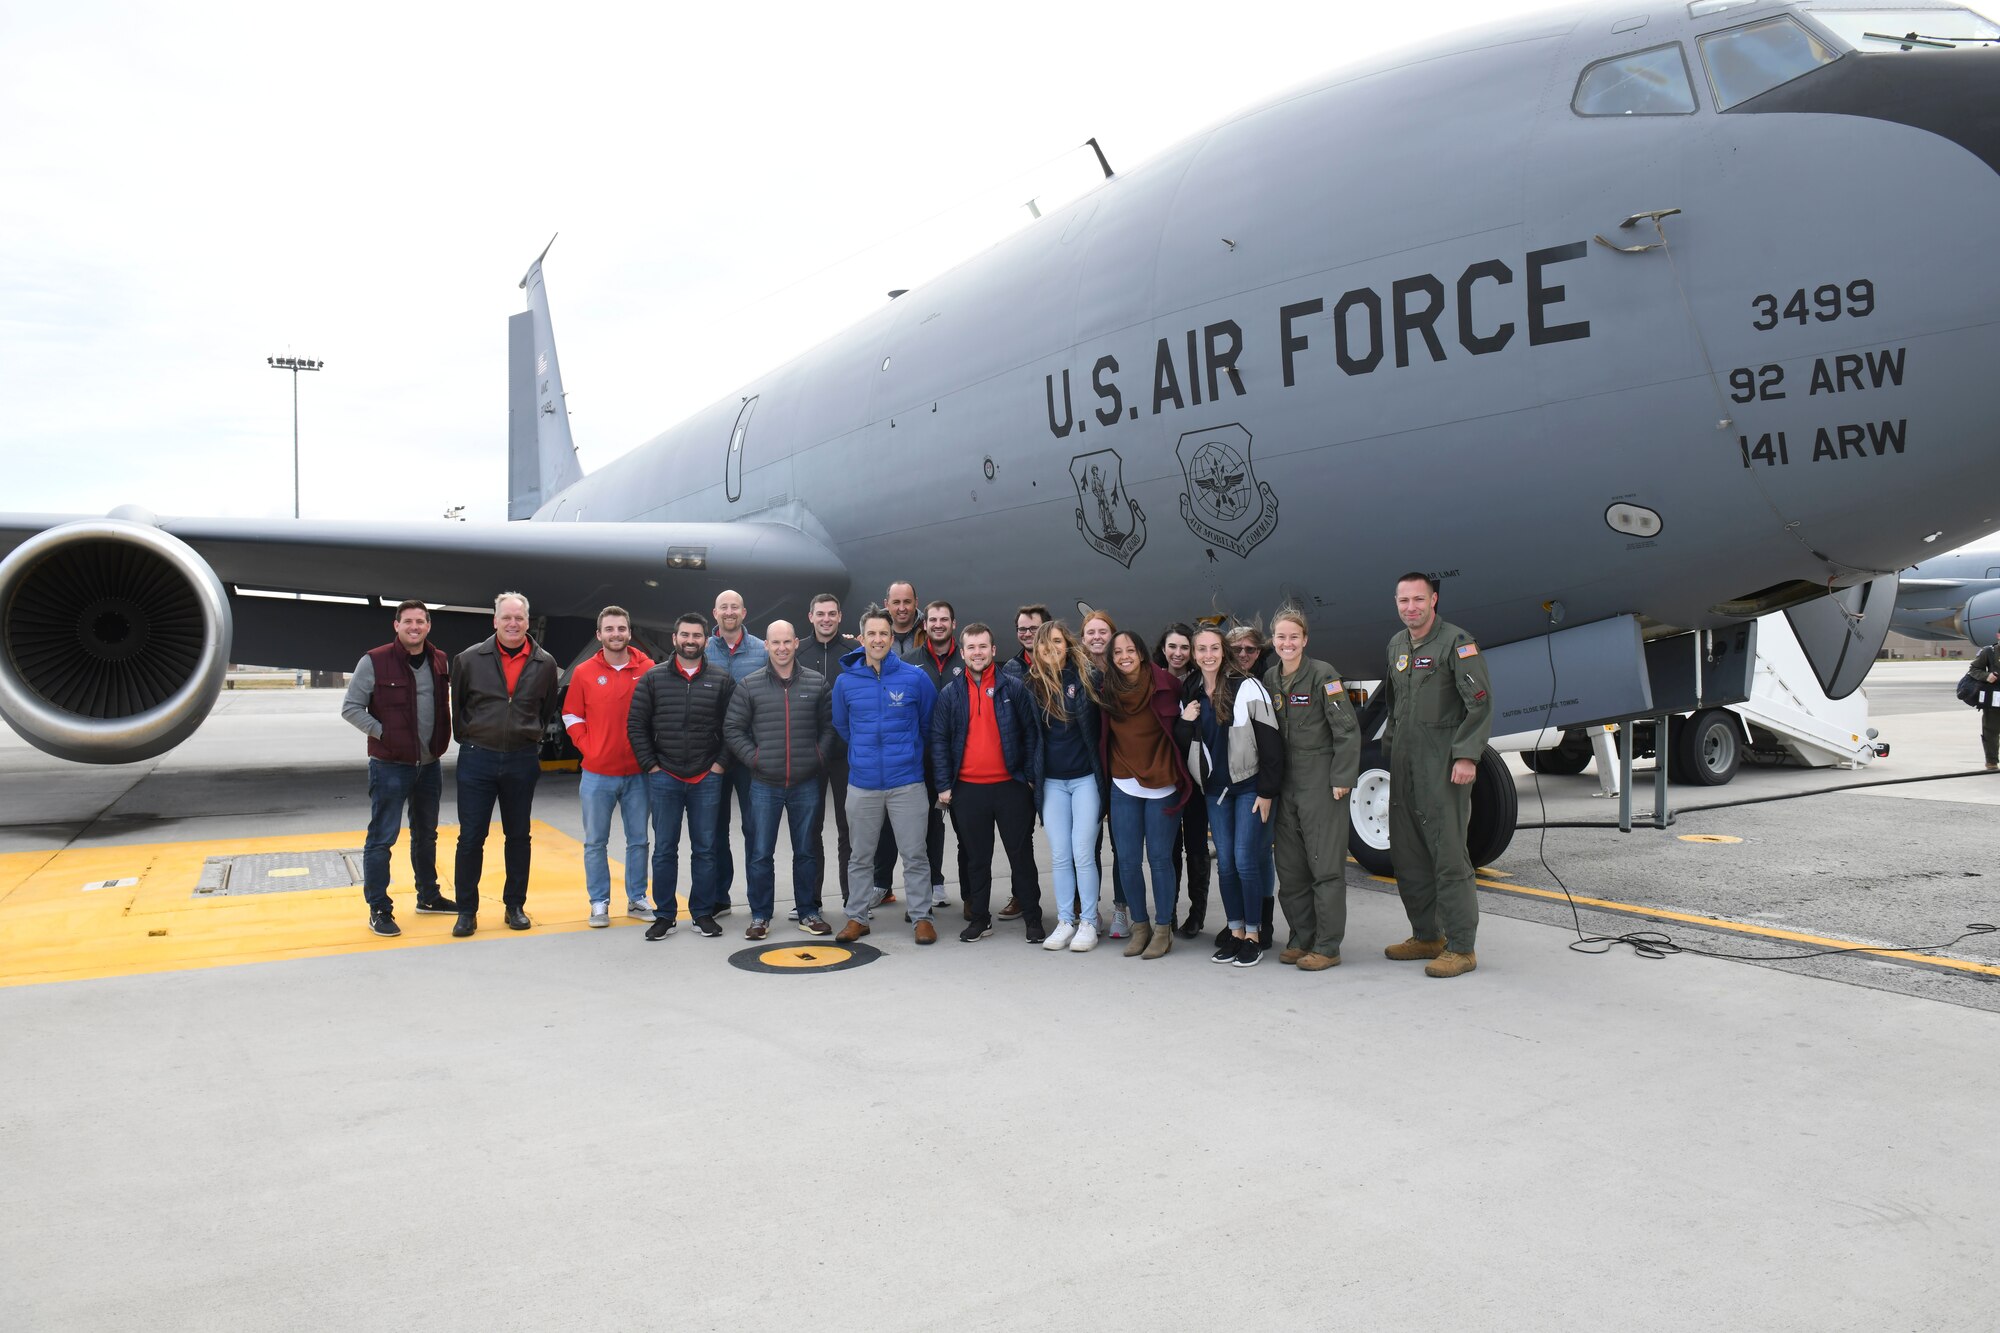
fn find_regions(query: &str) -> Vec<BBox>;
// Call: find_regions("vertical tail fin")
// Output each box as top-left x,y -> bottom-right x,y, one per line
507,237 -> 585,519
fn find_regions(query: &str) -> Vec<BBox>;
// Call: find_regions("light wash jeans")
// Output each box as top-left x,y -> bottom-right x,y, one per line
1040,775 -> 1101,926
579,769 -> 649,907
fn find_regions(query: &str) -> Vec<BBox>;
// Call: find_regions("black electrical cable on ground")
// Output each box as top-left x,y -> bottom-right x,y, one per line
1524,618 -> 1996,965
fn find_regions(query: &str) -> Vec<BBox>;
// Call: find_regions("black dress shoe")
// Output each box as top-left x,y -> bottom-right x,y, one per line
452,913 -> 476,938
505,906 -> 532,931
413,892 -> 458,914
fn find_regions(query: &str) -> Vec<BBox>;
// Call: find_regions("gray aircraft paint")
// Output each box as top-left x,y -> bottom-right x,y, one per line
1892,540 -> 2000,642
3,0 -> 1998,762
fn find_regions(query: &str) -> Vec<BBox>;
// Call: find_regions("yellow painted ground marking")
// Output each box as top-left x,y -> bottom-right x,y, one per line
1362,867 -> 2000,979
0,822 -> 676,989
1678,834 -> 1743,844
758,946 -> 854,969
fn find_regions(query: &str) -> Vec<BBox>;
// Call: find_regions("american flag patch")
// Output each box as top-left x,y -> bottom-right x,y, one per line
1324,680 -> 1343,695
1457,643 -> 1479,658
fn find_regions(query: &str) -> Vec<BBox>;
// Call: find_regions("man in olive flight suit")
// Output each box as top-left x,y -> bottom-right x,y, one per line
1262,609 -> 1360,972
1381,572 -> 1493,978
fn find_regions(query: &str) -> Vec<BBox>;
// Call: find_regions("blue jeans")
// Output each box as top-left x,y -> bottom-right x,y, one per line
1040,775 -> 1101,925
748,778 -> 822,922
1210,787 -> 1274,931
648,769 -> 725,919
1109,789 -> 1178,926
712,761 -> 755,905
362,758 -> 441,911
579,770 -> 649,907
454,745 -> 541,911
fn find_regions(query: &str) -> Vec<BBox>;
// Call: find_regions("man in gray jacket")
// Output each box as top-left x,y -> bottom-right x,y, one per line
724,620 -> 835,938
449,591 -> 560,937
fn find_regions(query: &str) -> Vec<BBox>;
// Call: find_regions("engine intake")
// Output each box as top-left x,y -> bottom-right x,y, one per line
1962,587 -> 2000,648
0,519 -> 232,763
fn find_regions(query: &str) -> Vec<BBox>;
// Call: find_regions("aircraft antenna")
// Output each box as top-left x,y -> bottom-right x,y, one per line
1086,137 -> 1114,179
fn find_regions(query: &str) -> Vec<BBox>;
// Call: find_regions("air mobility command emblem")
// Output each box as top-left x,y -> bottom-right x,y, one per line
1070,448 -> 1147,567
1175,424 -> 1277,558
1395,654 -> 1410,672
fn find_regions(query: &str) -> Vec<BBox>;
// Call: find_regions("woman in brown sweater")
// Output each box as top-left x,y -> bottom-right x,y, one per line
1099,630 -> 1193,959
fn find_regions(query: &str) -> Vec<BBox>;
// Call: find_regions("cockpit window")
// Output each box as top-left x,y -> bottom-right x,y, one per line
1573,44 -> 1700,115
1806,7 -> 1999,50
1699,16 -> 1839,109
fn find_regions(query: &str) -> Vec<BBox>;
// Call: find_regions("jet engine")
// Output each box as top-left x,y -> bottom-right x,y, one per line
1961,588 -> 2000,649
0,516 -> 232,764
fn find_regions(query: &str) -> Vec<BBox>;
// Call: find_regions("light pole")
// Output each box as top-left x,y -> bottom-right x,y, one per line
266,356 -> 323,518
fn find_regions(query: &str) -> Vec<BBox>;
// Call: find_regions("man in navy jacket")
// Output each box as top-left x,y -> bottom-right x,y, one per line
930,624 -> 1044,944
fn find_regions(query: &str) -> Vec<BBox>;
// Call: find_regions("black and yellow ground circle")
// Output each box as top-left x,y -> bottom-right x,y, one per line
728,940 -> 883,975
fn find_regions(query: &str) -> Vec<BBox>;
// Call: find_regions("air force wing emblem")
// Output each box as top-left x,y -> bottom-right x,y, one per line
1070,448 -> 1147,567
1176,424 -> 1277,558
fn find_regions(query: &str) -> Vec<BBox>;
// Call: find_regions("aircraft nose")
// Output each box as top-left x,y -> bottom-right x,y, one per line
1728,47 -> 2000,177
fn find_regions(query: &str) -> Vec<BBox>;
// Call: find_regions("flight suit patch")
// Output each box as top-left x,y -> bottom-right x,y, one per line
1414,656 -> 1435,670
1288,693 -> 1312,706
1395,654 -> 1409,672
1324,680 -> 1343,695
1457,643 -> 1480,658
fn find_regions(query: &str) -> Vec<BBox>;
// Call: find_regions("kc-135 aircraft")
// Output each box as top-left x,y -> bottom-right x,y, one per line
1892,536 -> 2000,643
3,0 -> 1997,868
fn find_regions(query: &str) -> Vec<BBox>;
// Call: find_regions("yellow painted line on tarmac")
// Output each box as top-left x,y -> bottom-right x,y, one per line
1363,868 -> 2000,979
0,822 -> 669,989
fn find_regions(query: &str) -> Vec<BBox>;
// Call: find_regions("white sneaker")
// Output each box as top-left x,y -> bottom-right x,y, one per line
1109,905 -> 1131,939
627,903 -> 656,922
1043,921 -> 1077,951
1070,921 -> 1099,952
588,903 -> 609,929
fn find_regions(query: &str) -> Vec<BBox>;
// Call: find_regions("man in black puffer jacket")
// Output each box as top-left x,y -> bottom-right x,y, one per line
628,612 -> 736,939
724,619 -> 835,939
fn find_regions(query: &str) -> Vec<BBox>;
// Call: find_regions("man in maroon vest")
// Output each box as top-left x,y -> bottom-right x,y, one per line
341,599 -> 455,936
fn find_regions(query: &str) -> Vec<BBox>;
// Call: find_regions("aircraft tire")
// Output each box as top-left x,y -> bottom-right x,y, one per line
1466,746 -> 1518,869
1672,708 -> 1740,786
1346,743 -> 1518,875
1520,735 -> 1591,776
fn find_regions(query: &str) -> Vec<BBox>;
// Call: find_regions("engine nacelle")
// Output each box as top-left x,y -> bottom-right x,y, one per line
1962,587 -> 2000,649
0,518 -> 232,764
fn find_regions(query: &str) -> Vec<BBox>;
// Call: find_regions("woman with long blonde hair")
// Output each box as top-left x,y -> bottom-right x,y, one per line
1026,621 -> 1105,952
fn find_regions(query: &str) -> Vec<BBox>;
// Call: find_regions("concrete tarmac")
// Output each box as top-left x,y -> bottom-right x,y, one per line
2,664 -> 1998,1330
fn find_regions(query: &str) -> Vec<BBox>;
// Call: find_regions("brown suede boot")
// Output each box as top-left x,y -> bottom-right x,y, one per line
1296,952 -> 1341,971
1385,935 -> 1446,961
1142,924 -> 1173,960
1425,949 -> 1477,978
1123,921 -> 1154,957
1277,947 -> 1307,965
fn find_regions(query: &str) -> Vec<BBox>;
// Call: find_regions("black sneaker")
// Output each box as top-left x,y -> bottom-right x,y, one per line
1214,925 -> 1235,951
693,915 -> 722,938
413,893 -> 457,914
1023,920 -> 1047,945
645,918 -> 678,941
958,920 -> 993,943
1232,937 -> 1262,968
504,906 -> 532,931
369,910 -> 400,937
1211,938 -> 1239,964
452,913 -> 476,938
714,905 -> 734,918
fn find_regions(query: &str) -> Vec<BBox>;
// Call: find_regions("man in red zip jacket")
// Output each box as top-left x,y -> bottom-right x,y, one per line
723,620 -> 835,938
562,606 -> 658,930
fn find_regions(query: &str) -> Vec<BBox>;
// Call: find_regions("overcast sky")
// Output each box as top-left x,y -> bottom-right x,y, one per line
1,0 -> 1568,523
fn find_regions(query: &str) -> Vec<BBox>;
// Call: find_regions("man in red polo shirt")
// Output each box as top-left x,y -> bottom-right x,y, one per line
562,605 -> 658,929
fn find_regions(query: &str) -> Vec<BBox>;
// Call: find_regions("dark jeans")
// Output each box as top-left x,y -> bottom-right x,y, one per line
873,801 -> 952,890
454,745 -> 541,912
1109,789 -> 1178,926
1984,706 -> 2000,765
649,769 -> 725,920
748,778 -> 822,922
713,761 -> 754,906
1210,787 -> 1275,930
954,779 -> 1041,928
1170,789 -> 1211,923
362,758 -> 441,911
809,757 -> 851,903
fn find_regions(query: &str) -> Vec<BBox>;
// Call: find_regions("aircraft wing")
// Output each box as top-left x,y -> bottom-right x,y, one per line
0,510 -> 849,677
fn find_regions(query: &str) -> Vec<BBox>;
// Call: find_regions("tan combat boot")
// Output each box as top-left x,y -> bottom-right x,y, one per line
1425,949 -> 1477,978
1384,936 -> 1446,961
1295,952 -> 1341,971
1277,947 -> 1308,965
1142,924 -> 1173,960
1123,921 -> 1154,957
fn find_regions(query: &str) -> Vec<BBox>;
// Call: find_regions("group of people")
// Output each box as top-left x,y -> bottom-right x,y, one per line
341,571 -> 1496,978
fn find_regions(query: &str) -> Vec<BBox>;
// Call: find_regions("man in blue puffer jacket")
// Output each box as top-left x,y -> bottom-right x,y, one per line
831,608 -> 940,944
